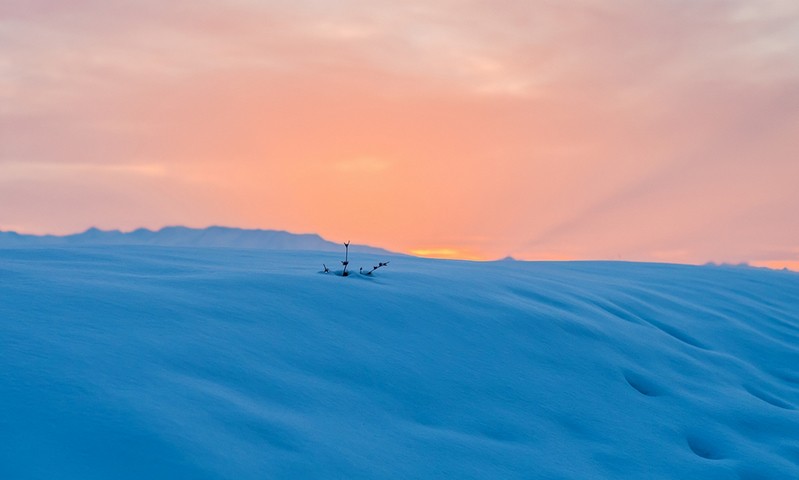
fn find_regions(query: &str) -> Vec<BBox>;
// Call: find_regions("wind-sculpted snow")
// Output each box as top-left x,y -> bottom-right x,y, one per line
1,247 -> 798,479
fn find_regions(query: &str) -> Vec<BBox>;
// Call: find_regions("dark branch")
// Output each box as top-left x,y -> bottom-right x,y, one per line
360,261 -> 390,275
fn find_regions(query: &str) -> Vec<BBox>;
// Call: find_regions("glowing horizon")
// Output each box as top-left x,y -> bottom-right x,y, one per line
2,1 -> 798,269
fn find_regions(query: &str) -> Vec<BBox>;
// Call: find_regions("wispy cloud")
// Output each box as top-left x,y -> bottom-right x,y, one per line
334,157 -> 391,173
1,162 -> 168,180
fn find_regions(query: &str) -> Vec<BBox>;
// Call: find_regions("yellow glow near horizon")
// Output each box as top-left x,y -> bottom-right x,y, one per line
410,248 -> 486,261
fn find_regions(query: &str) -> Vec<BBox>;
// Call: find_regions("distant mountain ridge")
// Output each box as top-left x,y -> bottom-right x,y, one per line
0,226 -> 393,254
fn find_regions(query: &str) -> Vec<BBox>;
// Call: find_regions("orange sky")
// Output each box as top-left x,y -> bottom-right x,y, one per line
1,0 -> 798,267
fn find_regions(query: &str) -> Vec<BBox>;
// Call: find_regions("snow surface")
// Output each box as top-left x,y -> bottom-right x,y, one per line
1,246 -> 798,479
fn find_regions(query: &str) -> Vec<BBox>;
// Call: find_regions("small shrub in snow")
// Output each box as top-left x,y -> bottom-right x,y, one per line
321,241 -> 390,277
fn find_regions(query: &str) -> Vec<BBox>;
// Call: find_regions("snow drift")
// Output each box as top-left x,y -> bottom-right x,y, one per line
1,246 -> 798,479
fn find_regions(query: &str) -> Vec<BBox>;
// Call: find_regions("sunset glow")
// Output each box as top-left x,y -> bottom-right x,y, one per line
2,1 -> 798,268
410,248 -> 485,261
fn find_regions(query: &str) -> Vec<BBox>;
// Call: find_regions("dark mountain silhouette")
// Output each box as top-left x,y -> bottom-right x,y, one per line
0,226 -> 393,255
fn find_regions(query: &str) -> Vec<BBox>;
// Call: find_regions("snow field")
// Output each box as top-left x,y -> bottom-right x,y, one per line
1,247 -> 798,479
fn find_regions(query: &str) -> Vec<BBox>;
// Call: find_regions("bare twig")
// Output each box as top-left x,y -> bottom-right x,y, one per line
360,261 -> 389,275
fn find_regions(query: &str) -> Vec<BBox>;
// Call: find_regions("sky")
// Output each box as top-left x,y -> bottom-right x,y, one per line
1,0 -> 798,267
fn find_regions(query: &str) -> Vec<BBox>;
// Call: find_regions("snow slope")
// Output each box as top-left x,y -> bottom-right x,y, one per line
1,247 -> 798,479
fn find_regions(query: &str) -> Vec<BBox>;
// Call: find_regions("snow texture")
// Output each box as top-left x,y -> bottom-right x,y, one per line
1,246 -> 798,479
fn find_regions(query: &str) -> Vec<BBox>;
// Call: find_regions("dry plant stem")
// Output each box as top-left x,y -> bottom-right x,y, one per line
341,241 -> 350,276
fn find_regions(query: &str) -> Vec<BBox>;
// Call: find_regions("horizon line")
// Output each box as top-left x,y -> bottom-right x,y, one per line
1,224 -> 797,272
